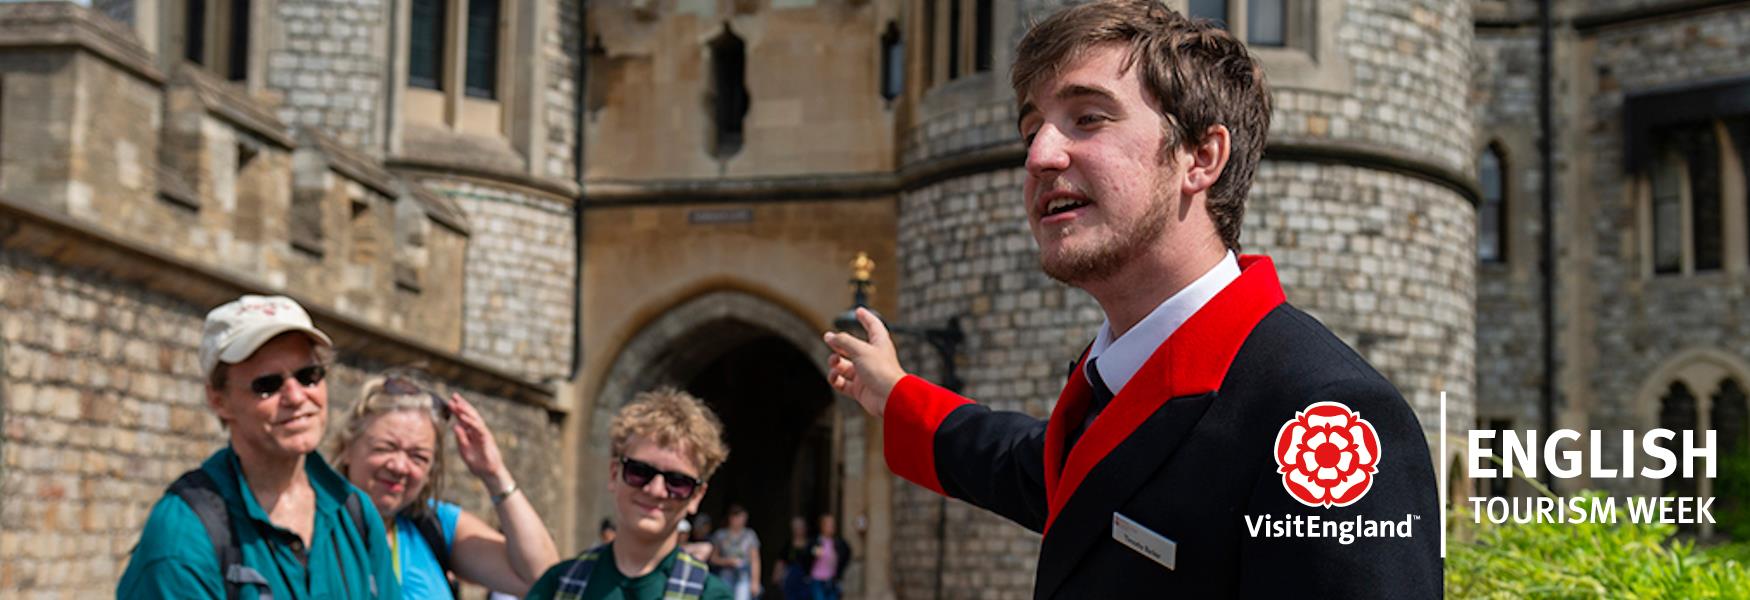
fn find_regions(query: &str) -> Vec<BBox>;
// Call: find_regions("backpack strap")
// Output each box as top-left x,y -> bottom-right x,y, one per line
407,507 -> 459,598
663,550 -> 710,600
168,468 -> 275,600
340,489 -> 379,598
553,544 -> 609,600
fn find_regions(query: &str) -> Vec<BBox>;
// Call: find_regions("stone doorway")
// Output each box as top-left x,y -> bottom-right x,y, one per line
687,335 -> 836,588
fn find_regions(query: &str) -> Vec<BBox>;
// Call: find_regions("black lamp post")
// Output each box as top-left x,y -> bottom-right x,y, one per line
832,251 -> 963,600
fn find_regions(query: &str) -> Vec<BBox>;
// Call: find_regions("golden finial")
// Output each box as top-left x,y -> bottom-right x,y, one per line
852,251 -> 875,283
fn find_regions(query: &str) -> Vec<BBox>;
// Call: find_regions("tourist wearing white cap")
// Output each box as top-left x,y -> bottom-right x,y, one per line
119,295 -> 399,600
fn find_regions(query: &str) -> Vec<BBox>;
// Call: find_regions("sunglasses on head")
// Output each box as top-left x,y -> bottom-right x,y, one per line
382,374 -> 450,421
618,456 -> 702,500
249,365 -> 327,398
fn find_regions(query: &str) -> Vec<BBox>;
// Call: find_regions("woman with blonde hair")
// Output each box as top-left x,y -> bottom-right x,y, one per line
331,371 -> 559,598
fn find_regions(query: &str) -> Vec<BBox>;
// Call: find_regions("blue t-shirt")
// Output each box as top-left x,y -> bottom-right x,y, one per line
393,499 -> 462,599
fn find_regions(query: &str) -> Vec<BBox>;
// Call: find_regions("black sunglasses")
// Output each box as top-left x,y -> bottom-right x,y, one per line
383,374 -> 450,421
618,456 -> 702,500
249,365 -> 327,398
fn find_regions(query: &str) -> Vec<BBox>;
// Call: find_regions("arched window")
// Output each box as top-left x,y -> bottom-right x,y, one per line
1713,379 -> 1748,454
708,24 -> 750,159
1478,145 -> 1506,263
1659,382 -> 1699,500
1675,127 -> 1724,272
881,22 -> 904,102
1643,121 -> 1738,277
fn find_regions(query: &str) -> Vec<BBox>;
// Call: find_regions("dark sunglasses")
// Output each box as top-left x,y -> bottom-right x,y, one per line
383,374 -> 450,421
249,365 -> 327,398
618,456 -> 702,500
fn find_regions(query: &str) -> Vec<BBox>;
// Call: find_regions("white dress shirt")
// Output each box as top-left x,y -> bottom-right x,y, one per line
1085,251 -> 1241,395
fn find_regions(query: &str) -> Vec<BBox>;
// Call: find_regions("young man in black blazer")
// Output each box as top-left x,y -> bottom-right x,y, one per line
824,1 -> 1442,597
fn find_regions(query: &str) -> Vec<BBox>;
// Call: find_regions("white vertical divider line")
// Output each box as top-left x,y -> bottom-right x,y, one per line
1440,390 -> 1448,560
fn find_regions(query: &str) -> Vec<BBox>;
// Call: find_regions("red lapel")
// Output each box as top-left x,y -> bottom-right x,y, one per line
1042,255 -> 1286,533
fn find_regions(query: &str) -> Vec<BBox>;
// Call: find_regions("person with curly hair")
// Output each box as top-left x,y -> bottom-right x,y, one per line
525,388 -> 733,600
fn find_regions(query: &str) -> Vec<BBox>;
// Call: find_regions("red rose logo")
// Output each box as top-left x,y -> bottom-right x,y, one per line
1273,402 -> 1381,508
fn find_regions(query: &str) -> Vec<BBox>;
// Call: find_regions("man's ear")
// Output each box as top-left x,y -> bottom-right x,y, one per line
206,384 -> 231,423
1181,124 -> 1231,197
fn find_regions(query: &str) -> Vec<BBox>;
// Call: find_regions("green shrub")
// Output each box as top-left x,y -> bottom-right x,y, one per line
1715,448 -> 1750,541
1447,492 -> 1750,598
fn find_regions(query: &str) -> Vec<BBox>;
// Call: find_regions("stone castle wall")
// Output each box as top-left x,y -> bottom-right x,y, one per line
1470,24 -> 1546,438
0,224 -> 564,598
269,0 -> 388,150
1574,4 -> 1750,494
0,4 -> 572,596
426,179 -> 576,382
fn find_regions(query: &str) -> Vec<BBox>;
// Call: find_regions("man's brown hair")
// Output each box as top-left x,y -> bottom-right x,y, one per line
1012,0 -> 1271,250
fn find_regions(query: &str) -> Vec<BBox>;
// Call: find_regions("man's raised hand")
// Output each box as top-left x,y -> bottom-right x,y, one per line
823,307 -> 907,417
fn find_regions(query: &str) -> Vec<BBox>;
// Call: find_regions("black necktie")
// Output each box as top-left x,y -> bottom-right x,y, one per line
1066,356 -> 1117,454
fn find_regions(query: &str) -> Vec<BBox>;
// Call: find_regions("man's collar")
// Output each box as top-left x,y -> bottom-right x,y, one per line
1086,250 -> 1241,394
216,445 -> 351,525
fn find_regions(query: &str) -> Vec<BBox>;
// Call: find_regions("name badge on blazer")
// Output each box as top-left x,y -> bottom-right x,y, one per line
1113,512 -> 1177,570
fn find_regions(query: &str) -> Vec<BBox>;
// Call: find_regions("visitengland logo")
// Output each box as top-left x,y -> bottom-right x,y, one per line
1247,402 -> 1414,543
1274,402 -> 1382,508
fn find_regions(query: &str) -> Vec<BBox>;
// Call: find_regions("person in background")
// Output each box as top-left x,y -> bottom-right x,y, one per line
691,512 -> 715,545
600,519 -> 618,544
806,514 -> 852,600
771,516 -> 811,600
119,295 -> 398,599
523,388 -> 732,599
680,516 -> 716,563
330,372 -> 560,598
709,505 -> 761,600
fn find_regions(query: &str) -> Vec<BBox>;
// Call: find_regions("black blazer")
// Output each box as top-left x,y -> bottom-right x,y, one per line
882,255 -> 1442,598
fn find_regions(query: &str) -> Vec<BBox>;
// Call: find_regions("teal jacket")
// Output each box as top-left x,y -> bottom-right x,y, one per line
117,446 -> 400,600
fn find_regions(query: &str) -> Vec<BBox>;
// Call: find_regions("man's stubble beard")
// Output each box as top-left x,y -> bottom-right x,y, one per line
1039,177 -> 1174,287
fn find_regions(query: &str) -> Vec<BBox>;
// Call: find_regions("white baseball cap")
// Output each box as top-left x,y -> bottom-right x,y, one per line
199,295 -> 333,379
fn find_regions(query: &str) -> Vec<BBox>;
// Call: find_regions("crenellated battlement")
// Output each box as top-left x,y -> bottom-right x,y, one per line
0,1 -> 470,353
